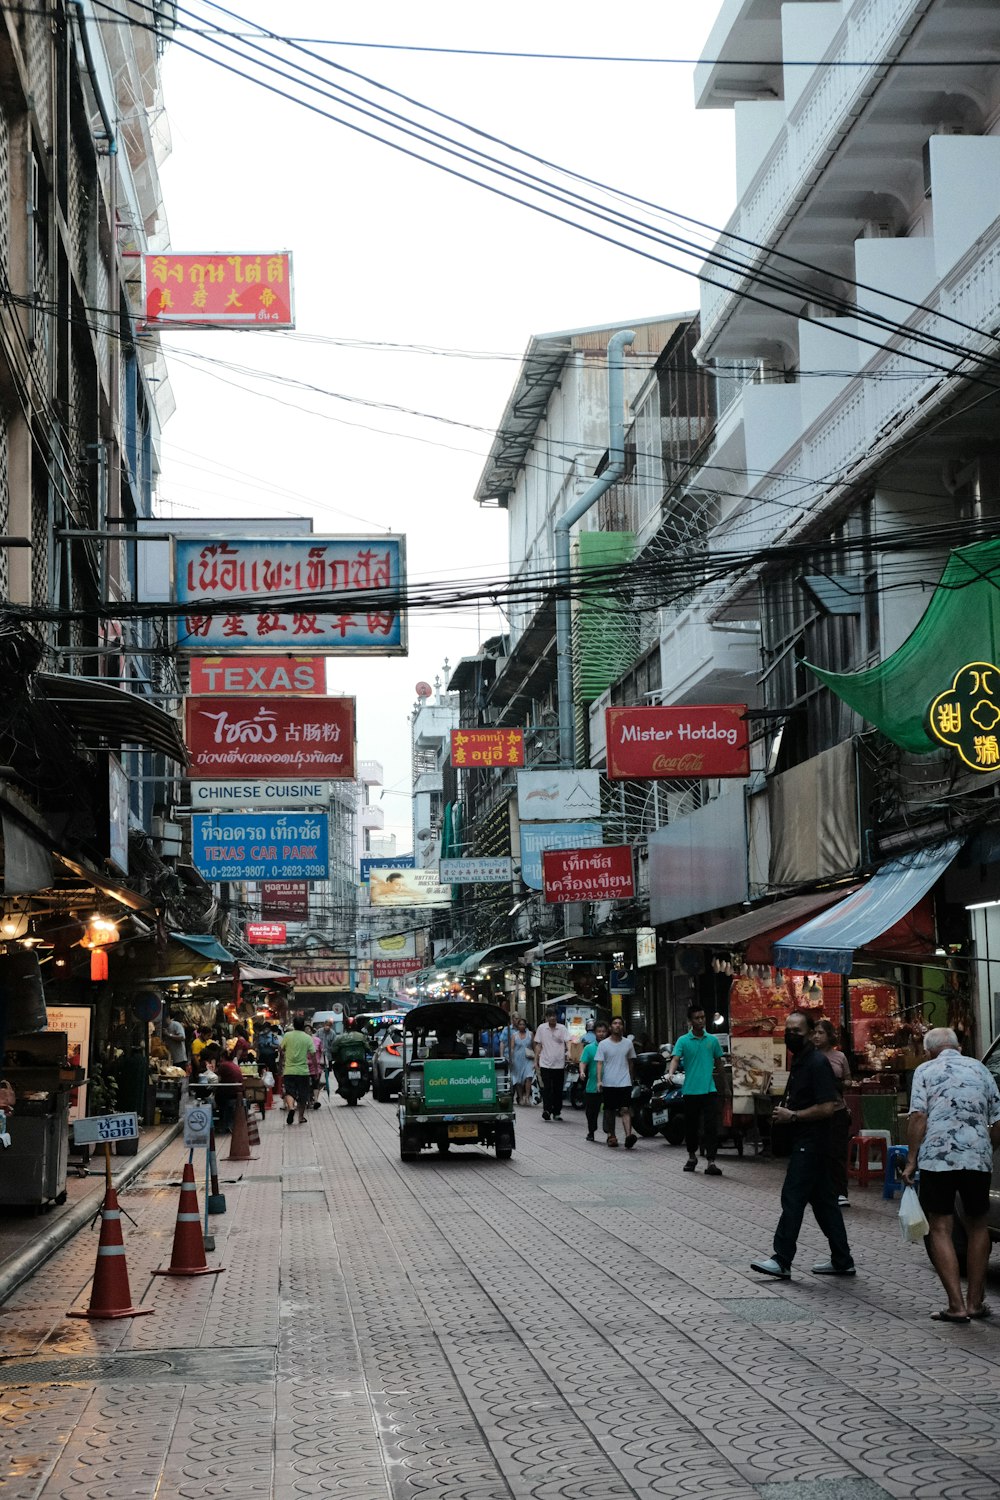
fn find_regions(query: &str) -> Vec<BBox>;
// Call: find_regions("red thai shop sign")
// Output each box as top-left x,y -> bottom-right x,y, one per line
542,846 -> 635,904
261,882 -> 309,919
247,922 -> 287,945
189,655 -> 326,695
184,696 -> 355,779
450,728 -> 525,768
605,705 -> 749,779
143,252 -> 294,328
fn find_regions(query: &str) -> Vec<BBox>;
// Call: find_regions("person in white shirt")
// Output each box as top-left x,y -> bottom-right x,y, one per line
533,1008 -> 569,1121
596,1017 -> 637,1148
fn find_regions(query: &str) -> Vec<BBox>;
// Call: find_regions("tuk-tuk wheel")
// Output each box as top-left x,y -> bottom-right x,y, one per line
400,1129 -> 421,1160
495,1125 -> 515,1160
437,1140 -> 451,1153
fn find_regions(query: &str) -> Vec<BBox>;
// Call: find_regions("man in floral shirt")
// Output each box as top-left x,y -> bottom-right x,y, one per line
904,1028 -> 1000,1323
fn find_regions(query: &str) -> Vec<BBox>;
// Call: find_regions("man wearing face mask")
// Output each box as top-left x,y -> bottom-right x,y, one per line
750,1010 -> 856,1280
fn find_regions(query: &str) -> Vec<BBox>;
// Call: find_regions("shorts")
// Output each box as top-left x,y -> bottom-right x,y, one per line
283,1075 -> 311,1107
602,1085 -> 633,1116
919,1168 -> 991,1219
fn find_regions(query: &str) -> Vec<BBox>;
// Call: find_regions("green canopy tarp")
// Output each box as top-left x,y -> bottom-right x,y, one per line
807,538 -> 1000,754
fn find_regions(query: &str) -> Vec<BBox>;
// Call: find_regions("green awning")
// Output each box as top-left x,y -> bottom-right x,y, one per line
806,539 -> 1000,754
170,931 -> 236,965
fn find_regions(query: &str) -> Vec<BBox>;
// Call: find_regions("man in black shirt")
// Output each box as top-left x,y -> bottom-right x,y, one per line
751,1010 -> 856,1279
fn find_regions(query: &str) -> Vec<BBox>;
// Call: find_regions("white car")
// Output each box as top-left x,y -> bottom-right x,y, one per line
372,1025 -> 406,1100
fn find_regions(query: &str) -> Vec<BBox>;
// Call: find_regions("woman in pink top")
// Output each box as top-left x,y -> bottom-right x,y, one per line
815,1018 -> 852,1207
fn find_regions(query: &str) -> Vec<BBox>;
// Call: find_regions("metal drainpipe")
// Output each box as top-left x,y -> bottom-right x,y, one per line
554,329 -> 635,767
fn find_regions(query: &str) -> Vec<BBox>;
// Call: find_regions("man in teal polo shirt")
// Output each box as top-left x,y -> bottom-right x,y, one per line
666,1004 -> 724,1176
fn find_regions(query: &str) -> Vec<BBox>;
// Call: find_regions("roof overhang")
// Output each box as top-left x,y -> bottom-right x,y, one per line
37,673 -> 187,763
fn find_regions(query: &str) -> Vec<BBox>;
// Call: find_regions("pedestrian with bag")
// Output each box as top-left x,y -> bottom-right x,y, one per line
903,1027 -> 1000,1323
666,1004 -> 724,1176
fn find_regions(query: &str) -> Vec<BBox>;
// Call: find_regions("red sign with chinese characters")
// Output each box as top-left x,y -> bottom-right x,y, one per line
605,705 -> 749,780
143,252 -> 294,328
450,728 -> 524,768
184,696 -> 355,778
247,921 -> 287,946
261,882 -> 309,919
373,956 -> 422,978
541,845 -> 634,904
189,656 -> 326,696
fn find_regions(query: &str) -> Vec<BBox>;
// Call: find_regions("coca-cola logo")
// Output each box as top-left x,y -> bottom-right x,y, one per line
651,754 -> 705,774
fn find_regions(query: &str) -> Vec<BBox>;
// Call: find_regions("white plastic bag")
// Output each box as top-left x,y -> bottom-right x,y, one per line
261,1070 -> 275,1088
898,1184 -> 929,1243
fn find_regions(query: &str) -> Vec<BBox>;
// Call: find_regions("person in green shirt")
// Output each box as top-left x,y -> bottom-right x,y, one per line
280,1015 -> 314,1125
666,1004 -> 724,1176
330,1025 -> 369,1101
578,1022 -> 608,1142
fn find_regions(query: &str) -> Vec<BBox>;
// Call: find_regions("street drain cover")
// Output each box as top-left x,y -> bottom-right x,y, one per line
0,1345 -> 275,1386
719,1297 -> 809,1323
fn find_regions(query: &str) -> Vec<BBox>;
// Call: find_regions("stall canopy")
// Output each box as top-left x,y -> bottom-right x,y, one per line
459,941 -> 535,976
238,963 -> 293,983
772,839 -> 962,975
169,931 -> 236,965
676,886 -> 860,965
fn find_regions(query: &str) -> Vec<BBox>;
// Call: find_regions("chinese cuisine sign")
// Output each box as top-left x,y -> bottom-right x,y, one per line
542,845 -> 634,904
605,705 -> 749,779
928,662 -> 1000,770
174,537 -> 406,654
192,813 -> 329,882
143,252 -> 294,328
450,728 -> 524,768
184,696 -> 355,779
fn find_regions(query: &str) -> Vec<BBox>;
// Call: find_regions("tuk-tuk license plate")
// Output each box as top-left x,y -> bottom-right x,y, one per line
448,1123 -> 479,1139
651,1111 -> 668,1127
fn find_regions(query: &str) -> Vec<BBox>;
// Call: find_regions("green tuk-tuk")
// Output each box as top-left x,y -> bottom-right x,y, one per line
397,1000 -> 515,1160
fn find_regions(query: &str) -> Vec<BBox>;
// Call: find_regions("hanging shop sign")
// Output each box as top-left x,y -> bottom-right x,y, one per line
191,812 -> 329,882
261,881 -> 309,919
368,866 -> 451,907
636,927 -> 657,968
247,922 -> 287,945
189,654 -> 326,695
605,705 -> 749,780
143,252 -> 294,328
174,536 -> 406,654
373,956 -> 422,977
520,822 -> 603,891
450,728 -> 525,768
184,696 -> 355,779
368,932 -> 417,959
927,662 -> 1000,771
360,854 -> 413,883
291,957 -> 351,989
542,845 -> 635,904
189,779 -> 332,809
438,857 -> 513,884
516,769 -> 601,821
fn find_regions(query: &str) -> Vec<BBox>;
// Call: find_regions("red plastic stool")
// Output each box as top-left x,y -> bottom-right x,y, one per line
847,1133 -> 887,1188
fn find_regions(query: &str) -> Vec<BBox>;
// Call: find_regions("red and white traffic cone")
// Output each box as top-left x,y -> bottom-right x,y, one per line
67,1187 -> 154,1320
226,1099 -> 257,1162
152,1159 -> 223,1277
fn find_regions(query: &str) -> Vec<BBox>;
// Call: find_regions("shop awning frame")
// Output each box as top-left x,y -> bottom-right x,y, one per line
37,673 -> 188,764
676,887 -> 860,951
459,940 -> 535,976
772,838 -> 963,975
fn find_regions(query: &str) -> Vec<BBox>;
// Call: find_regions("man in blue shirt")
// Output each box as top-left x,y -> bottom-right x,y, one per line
578,1022 -> 608,1142
666,1004 -> 724,1176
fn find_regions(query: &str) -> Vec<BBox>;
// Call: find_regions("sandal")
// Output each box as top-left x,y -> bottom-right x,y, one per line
607,1135 -> 619,1147
930,1310 -> 970,1323
968,1305 -> 993,1320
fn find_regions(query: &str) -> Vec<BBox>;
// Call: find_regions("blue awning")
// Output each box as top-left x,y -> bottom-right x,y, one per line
170,931 -> 236,965
772,838 -> 962,975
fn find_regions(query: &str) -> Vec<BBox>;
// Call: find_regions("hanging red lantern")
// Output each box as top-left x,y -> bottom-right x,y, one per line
90,949 -> 109,982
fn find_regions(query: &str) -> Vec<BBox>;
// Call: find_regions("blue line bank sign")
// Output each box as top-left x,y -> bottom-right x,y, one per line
192,812 -> 329,882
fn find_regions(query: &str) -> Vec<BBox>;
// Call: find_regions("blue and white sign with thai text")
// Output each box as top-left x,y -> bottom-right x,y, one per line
519,822 -> 602,891
192,812 -> 329,882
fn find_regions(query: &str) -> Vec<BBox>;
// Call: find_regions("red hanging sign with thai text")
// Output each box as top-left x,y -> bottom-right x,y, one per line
143,252 -> 294,328
184,696 -> 355,778
542,845 -> 634,904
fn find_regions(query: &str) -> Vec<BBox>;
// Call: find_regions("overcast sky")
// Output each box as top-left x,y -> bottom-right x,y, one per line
156,1 -> 736,847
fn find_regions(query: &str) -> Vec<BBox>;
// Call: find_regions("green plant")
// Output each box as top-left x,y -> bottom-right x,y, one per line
88,1061 -> 118,1114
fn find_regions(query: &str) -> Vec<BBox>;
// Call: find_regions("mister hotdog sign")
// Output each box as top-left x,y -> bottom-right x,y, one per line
605,705 -> 749,780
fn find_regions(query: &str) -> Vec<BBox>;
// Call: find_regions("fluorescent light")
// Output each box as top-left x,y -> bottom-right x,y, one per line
965,898 -> 1000,911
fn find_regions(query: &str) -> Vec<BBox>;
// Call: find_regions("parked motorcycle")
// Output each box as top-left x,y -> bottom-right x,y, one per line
334,1057 -> 371,1106
631,1053 -> 686,1144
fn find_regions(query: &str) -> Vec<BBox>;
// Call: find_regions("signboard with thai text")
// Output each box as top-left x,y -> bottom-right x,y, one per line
439,857 -> 513,884
517,769 -> 601,821
605,705 -> 749,780
73,1112 -> 139,1145
450,728 -> 524,768
927,662 -> 1000,771
190,779 -> 332,809
184,696 -> 355,779
373,956 -> 422,977
368,866 -> 451,907
292,957 -> 351,989
542,845 -> 635,904
261,881 -> 308,919
174,537 -> 406,653
143,252 -> 294,328
189,655 -> 326,695
520,822 -> 602,891
191,812 -> 329,882
247,921 -> 287,945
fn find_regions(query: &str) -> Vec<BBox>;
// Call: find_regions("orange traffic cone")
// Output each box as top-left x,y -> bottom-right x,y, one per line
152,1160 -> 224,1277
67,1186 -> 154,1320
226,1099 -> 257,1162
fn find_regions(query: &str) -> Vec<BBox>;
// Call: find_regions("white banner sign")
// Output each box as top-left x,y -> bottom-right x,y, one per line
517,770 -> 601,821
636,927 -> 657,968
189,779 -> 332,809
439,857 -> 513,884
73,1112 -> 139,1145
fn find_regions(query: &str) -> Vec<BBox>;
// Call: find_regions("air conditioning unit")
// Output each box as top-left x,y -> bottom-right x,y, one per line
152,816 -> 183,858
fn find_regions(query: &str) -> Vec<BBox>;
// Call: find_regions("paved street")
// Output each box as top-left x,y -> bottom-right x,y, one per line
2,1098 -> 1000,1500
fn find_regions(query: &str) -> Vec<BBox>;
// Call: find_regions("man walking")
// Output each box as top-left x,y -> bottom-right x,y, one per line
596,1016 -> 637,1148
903,1027 -> 1000,1322
751,1010 -> 855,1279
579,1022 -> 608,1141
280,1015 -> 314,1126
534,1008 -> 569,1121
666,1004 -> 724,1177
